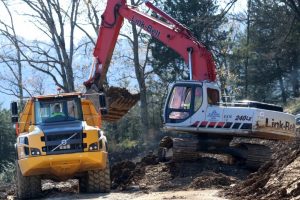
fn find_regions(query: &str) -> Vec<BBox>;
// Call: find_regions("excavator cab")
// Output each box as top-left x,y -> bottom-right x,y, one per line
164,81 -> 221,124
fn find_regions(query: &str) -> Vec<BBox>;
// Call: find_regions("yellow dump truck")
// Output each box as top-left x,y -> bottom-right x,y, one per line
11,92 -> 110,199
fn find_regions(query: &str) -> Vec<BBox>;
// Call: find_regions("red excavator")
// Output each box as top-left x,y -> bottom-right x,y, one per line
85,0 -> 296,169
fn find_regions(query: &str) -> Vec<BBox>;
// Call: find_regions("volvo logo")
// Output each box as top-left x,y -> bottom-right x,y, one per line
61,139 -> 67,145
51,132 -> 78,152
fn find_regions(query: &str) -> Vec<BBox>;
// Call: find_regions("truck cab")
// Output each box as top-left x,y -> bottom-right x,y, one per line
12,93 -> 110,199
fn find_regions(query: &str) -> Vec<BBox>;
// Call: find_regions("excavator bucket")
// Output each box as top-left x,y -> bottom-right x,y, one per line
103,87 -> 139,122
86,87 -> 139,122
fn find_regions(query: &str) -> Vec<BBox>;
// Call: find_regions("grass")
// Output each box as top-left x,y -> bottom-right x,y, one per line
0,161 -> 15,183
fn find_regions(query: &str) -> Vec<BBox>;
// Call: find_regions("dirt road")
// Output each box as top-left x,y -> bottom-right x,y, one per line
41,189 -> 228,200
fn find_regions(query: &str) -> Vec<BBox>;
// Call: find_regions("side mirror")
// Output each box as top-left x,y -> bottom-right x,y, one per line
101,109 -> 108,115
11,102 -> 18,115
11,116 -> 18,123
99,94 -> 108,115
11,102 -> 19,123
99,94 -> 107,108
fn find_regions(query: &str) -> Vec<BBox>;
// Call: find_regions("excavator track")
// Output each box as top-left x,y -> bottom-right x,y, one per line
172,138 -> 199,162
243,143 -> 272,170
158,136 -> 200,162
158,135 -> 273,170
230,137 -> 274,169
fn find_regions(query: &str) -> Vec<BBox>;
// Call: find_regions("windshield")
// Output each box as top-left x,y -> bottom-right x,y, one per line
35,98 -> 83,124
167,85 -> 203,121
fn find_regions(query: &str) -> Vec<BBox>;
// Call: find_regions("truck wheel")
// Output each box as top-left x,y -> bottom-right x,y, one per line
82,160 -> 111,193
16,161 -> 42,199
79,176 -> 87,193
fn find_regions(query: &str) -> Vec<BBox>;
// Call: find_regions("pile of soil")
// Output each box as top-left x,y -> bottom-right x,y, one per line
111,153 -> 251,192
109,146 -> 141,164
110,154 -> 158,190
0,184 -> 15,199
225,139 -> 300,200
189,171 -> 235,189
42,179 -> 78,195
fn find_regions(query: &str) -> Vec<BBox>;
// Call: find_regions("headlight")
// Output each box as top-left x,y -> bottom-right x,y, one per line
30,148 -> 41,156
89,142 -> 98,151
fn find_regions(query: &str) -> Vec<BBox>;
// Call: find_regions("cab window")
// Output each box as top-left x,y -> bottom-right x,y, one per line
168,86 -> 192,120
166,85 -> 203,122
35,98 -> 83,124
207,88 -> 219,105
194,87 -> 203,111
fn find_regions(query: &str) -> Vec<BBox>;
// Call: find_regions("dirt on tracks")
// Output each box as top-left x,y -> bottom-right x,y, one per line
224,139 -> 300,200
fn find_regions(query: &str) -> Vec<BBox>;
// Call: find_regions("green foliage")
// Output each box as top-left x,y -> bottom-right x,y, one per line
116,139 -> 138,150
0,107 -> 16,171
150,0 -> 227,82
0,161 -> 15,183
104,78 -> 167,152
228,0 -> 300,103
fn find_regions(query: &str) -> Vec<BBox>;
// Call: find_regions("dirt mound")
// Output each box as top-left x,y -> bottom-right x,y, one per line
0,184 -> 15,199
111,154 -> 251,192
225,139 -> 300,200
189,171 -> 235,189
42,179 -> 78,194
111,154 -> 159,190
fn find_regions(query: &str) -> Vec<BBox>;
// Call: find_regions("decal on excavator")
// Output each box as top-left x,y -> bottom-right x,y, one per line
235,115 -> 252,121
265,118 -> 295,131
130,16 -> 161,38
206,110 -> 221,121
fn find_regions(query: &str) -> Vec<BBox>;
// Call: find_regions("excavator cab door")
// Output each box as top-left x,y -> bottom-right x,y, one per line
164,82 -> 203,124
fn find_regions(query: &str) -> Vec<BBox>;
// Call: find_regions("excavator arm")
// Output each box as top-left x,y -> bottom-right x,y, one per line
84,0 -> 217,122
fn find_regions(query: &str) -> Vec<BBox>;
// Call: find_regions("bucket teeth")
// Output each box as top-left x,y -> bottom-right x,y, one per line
87,86 -> 139,122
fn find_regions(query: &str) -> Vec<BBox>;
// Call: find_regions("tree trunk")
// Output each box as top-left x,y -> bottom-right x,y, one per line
131,23 -> 149,135
291,51 -> 299,98
275,59 -> 287,104
244,0 -> 251,99
279,76 -> 287,104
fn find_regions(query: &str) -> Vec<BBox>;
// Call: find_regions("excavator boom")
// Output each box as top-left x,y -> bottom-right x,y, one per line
84,0 -> 217,122
85,0 -> 216,87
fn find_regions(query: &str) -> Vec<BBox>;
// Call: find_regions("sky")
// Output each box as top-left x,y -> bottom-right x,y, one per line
0,0 -> 247,109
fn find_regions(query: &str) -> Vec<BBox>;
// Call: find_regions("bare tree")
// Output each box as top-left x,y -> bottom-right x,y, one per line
17,0 -> 81,92
128,0 -> 151,134
77,0 -> 152,133
0,0 -> 28,106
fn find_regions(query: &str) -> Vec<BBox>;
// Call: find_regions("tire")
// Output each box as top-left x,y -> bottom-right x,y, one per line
79,176 -> 87,193
80,160 -> 111,193
16,161 -> 42,199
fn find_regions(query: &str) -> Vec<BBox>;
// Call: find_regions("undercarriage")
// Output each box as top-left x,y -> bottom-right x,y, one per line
158,134 -> 273,170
